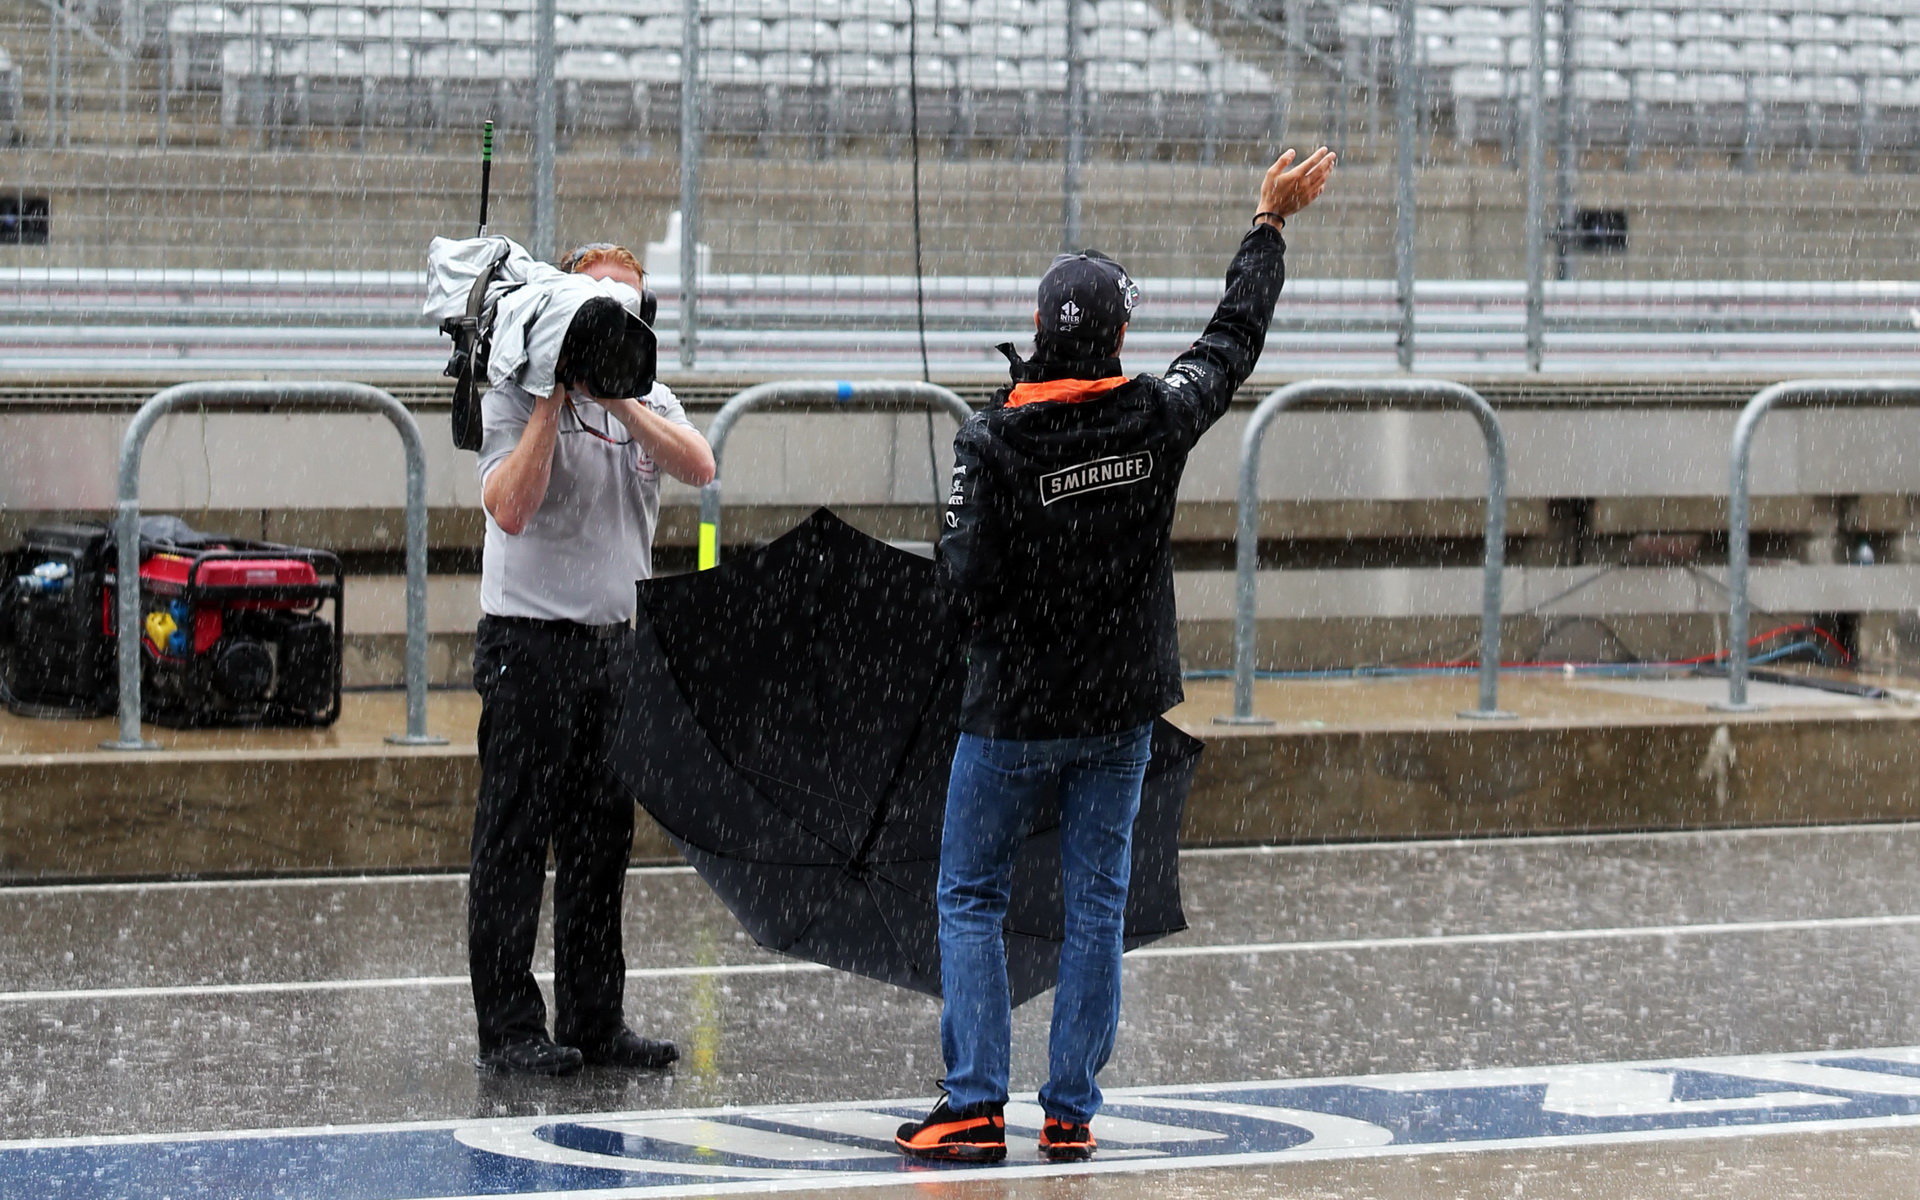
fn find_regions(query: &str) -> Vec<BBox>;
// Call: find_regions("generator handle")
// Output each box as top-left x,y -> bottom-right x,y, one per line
105,383 -> 447,750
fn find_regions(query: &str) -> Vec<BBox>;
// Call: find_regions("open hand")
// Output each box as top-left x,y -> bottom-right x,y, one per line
1257,146 -> 1337,227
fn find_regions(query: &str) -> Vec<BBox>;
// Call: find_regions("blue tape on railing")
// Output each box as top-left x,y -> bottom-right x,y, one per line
836,381 -> 853,401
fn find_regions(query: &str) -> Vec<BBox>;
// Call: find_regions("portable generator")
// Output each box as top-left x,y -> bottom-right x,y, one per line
1,520 -> 344,727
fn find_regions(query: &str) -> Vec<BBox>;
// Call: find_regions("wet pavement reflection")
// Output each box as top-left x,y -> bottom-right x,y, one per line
5,824 -> 1920,1197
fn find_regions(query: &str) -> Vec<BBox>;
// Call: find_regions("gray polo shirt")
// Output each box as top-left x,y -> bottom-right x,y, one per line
476,380 -> 697,625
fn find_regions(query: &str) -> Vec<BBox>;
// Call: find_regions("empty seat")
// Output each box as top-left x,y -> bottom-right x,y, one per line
783,0 -> 845,21
1677,40 -> 1738,73
624,14 -> 680,46
840,0 -> 910,23
361,43 -> 425,128
368,10 -> 449,50
168,5 -> 241,89
1016,56 -> 1063,91
1575,39 -> 1629,71
1617,11 -> 1674,41
835,20 -> 901,54
1089,0 -> 1162,31
1451,7 -> 1509,36
1841,16 -> 1897,45
1085,25 -> 1147,61
558,48 -> 636,133
503,14 -> 576,44
304,7 -> 373,43
563,14 -> 647,48
1623,39 -> 1678,71
242,6 -> 308,40
1673,11 -> 1729,41
444,11 -> 510,44
218,38 -> 275,124
420,44 -> 505,128
297,40 -> 367,127
1727,13 -> 1787,43
1785,13 -> 1839,43
1738,41 -> 1790,74
1789,43 -> 1842,75
703,16 -> 770,50
629,48 -> 681,128
966,22 -> 1022,58
704,0 -> 788,21
1842,45 -> 1903,75
766,18 -> 837,53
1337,4 -> 1393,40
1145,23 -> 1217,63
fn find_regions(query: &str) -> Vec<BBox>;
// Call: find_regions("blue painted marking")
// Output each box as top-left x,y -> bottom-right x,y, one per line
836,381 -> 853,400
12,1047 -> 1920,1198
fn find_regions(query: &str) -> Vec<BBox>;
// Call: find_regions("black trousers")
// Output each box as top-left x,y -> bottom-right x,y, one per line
469,616 -> 634,1051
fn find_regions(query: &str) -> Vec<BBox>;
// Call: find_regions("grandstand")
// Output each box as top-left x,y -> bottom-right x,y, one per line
1337,1 -> 1920,164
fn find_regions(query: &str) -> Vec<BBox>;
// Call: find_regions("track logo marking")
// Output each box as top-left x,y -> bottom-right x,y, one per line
12,1046 -> 1920,1198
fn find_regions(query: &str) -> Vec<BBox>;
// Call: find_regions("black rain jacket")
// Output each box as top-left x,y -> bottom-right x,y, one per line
939,223 -> 1287,739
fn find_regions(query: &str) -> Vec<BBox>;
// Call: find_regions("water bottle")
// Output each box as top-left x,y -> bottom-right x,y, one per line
14,561 -> 72,596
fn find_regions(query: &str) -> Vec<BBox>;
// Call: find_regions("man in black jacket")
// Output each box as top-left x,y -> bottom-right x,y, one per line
895,146 -> 1336,1165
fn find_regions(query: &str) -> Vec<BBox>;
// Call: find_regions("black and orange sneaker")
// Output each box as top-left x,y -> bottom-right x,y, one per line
1039,1117 -> 1096,1162
894,1096 -> 1007,1162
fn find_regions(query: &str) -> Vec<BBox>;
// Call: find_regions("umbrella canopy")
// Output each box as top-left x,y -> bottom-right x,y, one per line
606,508 -> 1200,1006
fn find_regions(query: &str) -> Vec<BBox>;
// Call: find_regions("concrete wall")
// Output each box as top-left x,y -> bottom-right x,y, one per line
3,149 -> 1915,279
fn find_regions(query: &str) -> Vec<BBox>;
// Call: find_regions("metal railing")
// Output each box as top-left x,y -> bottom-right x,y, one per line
695,380 -> 973,569
1717,378 -> 1920,712
1219,378 -> 1514,725
103,381 -> 444,750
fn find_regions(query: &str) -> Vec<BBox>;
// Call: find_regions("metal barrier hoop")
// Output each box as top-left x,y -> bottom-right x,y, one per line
696,380 -> 974,569
1221,378 -> 1515,725
1718,379 -> 1920,712
103,381 -> 444,751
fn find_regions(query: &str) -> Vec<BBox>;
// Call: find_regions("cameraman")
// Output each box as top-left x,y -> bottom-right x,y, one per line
469,244 -> 714,1076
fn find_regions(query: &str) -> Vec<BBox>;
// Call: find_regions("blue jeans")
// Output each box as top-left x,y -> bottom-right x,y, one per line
937,724 -> 1153,1124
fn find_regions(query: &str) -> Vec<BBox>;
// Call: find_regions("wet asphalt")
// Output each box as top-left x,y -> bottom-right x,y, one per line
4,824 -> 1920,1197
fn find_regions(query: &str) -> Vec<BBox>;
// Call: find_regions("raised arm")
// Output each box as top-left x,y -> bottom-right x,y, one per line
1161,146 -> 1338,443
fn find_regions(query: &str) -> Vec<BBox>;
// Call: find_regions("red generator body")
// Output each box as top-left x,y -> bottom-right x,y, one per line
111,538 -> 345,728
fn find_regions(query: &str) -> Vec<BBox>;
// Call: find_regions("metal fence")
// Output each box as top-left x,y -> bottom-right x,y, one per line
3,0 -> 1919,374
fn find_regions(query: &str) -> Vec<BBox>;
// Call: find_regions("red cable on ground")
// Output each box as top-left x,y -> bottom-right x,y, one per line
1404,622 -> 1850,672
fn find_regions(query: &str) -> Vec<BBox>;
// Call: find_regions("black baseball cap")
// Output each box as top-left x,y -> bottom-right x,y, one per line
1036,249 -> 1138,357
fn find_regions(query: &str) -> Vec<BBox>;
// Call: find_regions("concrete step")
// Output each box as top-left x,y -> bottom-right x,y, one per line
5,675 -> 1916,878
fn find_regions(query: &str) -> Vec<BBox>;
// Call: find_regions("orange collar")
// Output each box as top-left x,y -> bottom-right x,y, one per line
1005,375 -> 1130,409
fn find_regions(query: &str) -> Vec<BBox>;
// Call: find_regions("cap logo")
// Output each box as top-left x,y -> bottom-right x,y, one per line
1058,300 -> 1083,331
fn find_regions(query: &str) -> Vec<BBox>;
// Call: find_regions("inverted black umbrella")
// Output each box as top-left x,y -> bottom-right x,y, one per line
605,508 -> 1200,1006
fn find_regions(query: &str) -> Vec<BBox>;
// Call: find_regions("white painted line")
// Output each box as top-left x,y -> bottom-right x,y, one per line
7,821 -> 1916,897
0,960 -> 829,1005
0,865 -> 700,898
7,909 -> 1920,1006
1128,911 -> 1920,962
1178,820 -> 1920,857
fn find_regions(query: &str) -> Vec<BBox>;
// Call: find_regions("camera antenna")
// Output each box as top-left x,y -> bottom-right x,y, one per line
476,120 -> 495,235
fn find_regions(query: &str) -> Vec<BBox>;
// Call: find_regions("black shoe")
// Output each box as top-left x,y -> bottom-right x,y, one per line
895,1096 -> 1006,1162
571,1027 -> 679,1070
1039,1116 -> 1096,1162
474,1038 -> 585,1076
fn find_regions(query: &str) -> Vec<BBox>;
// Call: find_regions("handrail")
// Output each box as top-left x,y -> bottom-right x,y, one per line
103,382 -> 445,750
696,380 -> 973,568
1717,378 -> 1920,711
1220,378 -> 1514,725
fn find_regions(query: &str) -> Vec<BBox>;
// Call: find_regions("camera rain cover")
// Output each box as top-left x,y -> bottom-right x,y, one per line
489,272 -> 655,398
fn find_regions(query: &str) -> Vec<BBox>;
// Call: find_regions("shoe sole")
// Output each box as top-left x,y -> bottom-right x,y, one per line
894,1139 -> 1007,1163
1040,1145 -> 1094,1162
